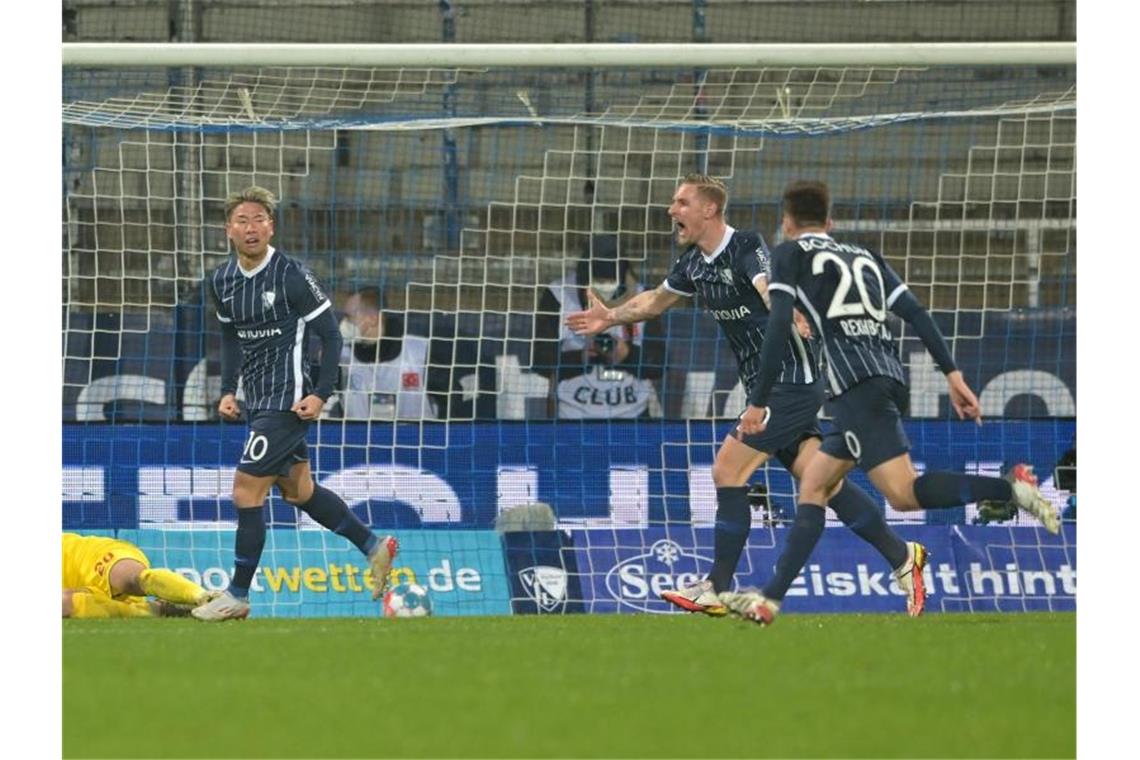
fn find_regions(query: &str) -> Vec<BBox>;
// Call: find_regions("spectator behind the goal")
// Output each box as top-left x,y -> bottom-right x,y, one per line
532,234 -> 665,419
327,286 -> 482,421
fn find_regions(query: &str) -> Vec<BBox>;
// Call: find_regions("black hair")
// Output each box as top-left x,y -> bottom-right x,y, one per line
782,181 -> 830,227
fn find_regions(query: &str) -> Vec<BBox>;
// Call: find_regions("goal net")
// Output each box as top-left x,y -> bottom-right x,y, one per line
62,6 -> 1075,618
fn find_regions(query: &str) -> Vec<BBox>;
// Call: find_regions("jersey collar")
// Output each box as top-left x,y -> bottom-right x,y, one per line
797,231 -> 832,241
700,225 -> 736,264
239,245 -> 276,278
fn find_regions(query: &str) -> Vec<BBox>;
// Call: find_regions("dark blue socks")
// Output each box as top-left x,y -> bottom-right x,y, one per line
230,506 -> 266,598
914,472 -> 1012,509
299,484 -> 379,557
763,504 -> 826,602
829,480 -> 908,569
708,486 -> 751,593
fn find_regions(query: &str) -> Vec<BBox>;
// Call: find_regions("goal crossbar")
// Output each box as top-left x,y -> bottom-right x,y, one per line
62,42 -> 1076,69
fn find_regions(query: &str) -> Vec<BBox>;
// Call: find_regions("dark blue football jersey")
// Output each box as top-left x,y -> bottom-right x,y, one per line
766,232 -> 907,395
664,226 -> 818,395
209,246 -> 333,411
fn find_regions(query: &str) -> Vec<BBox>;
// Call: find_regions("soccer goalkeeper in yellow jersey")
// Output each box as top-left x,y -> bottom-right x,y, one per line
62,533 -> 218,619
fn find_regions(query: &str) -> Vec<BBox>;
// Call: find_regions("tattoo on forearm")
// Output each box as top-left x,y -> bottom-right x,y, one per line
611,291 -> 659,324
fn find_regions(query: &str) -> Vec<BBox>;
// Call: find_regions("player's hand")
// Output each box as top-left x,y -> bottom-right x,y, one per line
565,289 -> 615,336
291,394 -> 325,420
217,393 -> 241,421
737,405 -> 770,436
793,309 -> 813,339
946,370 -> 983,425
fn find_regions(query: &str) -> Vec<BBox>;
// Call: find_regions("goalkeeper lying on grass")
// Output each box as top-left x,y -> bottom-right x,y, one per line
62,533 -> 218,618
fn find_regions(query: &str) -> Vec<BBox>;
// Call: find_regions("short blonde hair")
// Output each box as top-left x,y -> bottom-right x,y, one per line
680,173 -> 728,217
224,186 -> 277,221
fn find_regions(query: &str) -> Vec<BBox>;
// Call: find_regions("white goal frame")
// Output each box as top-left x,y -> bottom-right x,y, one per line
62,41 -> 1075,68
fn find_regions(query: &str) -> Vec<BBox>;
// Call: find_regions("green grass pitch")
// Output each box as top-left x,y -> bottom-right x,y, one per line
64,612 -> 1074,758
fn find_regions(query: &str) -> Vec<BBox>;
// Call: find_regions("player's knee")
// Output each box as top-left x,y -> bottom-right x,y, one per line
891,501 -> 922,512
799,479 -> 831,506
882,484 -> 920,510
108,559 -> 146,597
232,484 -> 267,508
62,590 -> 74,618
278,477 -> 313,505
710,461 -> 745,488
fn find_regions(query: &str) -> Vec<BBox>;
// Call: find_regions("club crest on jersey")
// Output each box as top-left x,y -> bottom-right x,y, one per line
719,267 -> 734,285
261,291 -> 276,309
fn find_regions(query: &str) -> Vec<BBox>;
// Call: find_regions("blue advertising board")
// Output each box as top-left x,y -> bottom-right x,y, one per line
64,420 -> 1075,530
102,528 -> 512,617
501,524 -> 1076,615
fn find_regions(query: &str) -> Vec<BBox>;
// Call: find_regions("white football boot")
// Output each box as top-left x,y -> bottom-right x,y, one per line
1005,464 -> 1061,534
718,589 -> 780,626
190,590 -> 251,621
369,535 -> 400,600
660,579 -> 728,616
892,541 -> 929,617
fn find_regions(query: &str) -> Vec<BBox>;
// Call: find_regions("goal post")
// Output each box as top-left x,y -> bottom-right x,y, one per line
62,39 -> 1075,616
62,41 -> 1077,68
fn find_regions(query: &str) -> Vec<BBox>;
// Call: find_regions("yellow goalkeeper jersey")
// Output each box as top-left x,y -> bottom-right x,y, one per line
62,533 -> 151,599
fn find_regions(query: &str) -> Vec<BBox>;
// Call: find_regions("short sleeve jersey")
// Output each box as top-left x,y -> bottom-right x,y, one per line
664,226 -> 817,394
766,232 -> 908,395
209,246 -> 333,410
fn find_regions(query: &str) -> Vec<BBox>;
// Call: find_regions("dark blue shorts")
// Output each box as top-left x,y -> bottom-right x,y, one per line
734,381 -> 825,469
236,410 -> 311,478
820,376 -> 911,470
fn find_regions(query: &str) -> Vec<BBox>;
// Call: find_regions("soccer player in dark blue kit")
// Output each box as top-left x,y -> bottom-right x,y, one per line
567,174 -> 924,618
192,186 -> 398,621
722,179 -> 1060,625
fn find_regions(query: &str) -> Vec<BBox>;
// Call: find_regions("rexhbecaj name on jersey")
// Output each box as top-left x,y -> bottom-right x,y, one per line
840,317 -> 893,340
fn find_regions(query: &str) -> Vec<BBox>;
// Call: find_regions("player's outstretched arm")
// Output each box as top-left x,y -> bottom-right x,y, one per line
63,589 -> 152,619
565,285 -> 680,336
889,288 -> 981,424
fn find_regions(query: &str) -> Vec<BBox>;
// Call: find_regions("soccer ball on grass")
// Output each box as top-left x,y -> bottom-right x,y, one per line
382,582 -> 432,618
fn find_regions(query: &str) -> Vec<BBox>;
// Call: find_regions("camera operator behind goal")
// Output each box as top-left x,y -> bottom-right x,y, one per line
532,234 -> 665,419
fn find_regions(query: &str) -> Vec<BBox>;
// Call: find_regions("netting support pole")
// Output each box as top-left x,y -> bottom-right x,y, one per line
1027,225 -> 1041,308
583,0 -> 597,190
172,1 -> 203,296
440,0 -> 461,253
691,0 -> 709,174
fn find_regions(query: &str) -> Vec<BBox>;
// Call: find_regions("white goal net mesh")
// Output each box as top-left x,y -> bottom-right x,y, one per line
63,31 -> 1075,617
